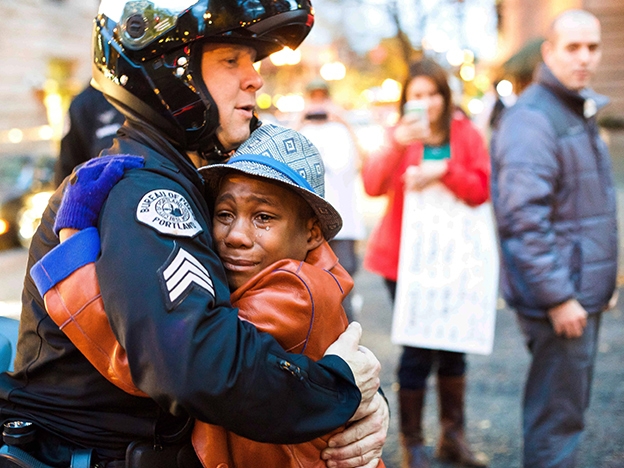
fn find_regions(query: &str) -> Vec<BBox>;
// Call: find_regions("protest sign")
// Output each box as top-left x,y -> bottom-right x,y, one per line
391,183 -> 499,355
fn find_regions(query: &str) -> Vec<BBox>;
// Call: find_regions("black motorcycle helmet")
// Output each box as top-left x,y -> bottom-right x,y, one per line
92,0 -> 314,157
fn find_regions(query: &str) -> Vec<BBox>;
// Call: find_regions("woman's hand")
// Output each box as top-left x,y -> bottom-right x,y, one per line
404,160 -> 448,191
394,113 -> 431,146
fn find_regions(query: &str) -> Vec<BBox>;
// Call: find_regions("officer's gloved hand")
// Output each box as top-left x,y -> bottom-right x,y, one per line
54,155 -> 144,235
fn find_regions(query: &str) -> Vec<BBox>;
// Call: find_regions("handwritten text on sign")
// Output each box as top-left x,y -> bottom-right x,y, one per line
391,183 -> 499,355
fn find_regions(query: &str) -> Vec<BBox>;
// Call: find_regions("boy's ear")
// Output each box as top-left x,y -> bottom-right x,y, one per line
306,217 -> 324,251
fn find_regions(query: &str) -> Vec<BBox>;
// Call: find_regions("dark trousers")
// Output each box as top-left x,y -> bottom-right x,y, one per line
516,313 -> 601,468
384,279 -> 466,390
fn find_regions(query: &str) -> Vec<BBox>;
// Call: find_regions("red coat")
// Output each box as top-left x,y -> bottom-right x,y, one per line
362,113 -> 490,281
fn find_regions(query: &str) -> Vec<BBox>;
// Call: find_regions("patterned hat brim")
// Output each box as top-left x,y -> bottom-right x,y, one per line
199,159 -> 343,241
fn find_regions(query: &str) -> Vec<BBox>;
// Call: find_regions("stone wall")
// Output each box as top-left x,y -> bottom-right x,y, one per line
0,0 -> 97,154
499,0 -> 624,119
586,0 -> 624,120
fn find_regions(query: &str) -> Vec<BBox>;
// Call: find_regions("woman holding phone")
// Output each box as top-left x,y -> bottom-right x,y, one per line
362,59 -> 490,468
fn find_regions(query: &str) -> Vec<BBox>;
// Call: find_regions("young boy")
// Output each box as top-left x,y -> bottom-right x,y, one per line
31,124 -> 384,468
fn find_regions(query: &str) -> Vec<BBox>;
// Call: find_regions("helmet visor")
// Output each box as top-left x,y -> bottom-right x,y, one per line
99,0 -> 197,50
99,0 -> 313,55
99,0 -> 197,21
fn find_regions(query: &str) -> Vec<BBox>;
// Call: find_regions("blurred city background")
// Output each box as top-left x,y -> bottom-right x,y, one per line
0,0 -> 623,467
1,0 -> 624,249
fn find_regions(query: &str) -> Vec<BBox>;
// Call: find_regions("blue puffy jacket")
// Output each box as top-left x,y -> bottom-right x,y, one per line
491,64 -> 618,318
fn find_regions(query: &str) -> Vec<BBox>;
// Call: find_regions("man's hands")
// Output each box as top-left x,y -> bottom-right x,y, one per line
548,299 -> 588,338
323,322 -> 388,467
322,392 -> 389,468
606,290 -> 619,311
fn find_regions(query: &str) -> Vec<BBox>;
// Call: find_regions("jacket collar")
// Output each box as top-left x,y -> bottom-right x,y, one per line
536,63 -> 609,118
305,241 -> 340,271
117,120 -> 205,191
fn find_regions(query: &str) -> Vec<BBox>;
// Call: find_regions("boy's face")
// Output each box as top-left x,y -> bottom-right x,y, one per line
213,173 -> 322,290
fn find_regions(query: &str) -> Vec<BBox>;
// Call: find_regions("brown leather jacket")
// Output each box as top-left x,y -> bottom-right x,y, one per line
44,241 -> 361,468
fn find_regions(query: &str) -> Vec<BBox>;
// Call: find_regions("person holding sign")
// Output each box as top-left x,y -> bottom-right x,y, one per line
362,59 -> 490,468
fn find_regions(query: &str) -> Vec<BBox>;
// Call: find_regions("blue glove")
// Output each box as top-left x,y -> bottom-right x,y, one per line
54,155 -> 144,235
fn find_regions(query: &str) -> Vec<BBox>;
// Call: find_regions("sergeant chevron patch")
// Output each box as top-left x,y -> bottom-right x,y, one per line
159,245 -> 215,310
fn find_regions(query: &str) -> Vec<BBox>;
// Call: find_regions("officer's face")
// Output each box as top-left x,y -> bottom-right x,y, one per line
542,15 -> 602,91
213,173 -> 322,290
202,44 -> 264,151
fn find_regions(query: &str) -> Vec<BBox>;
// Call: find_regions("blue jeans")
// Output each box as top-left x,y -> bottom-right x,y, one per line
516,313 -> 602,468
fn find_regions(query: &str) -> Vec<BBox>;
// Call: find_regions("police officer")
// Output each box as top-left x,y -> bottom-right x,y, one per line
0,1 -> 388,467
54,84 -> 125,187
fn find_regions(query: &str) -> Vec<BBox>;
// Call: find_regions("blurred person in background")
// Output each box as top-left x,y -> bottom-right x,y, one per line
362,58 -> 490,468
297,78 -> 366,321
484,38 -> 545,135
490,10 -> 617,468
0,1 -> 389,467
54,83 -> 124,187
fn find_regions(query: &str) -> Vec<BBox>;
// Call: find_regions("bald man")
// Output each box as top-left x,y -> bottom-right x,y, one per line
490,10 -> 618,468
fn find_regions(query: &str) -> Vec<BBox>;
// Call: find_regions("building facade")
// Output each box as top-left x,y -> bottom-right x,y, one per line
2,0 -> 622,155
499,0 -> 624,120
0,0 -> 97,156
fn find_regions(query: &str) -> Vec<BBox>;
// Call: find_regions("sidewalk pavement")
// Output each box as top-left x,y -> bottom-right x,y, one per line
355,259 -> 624,468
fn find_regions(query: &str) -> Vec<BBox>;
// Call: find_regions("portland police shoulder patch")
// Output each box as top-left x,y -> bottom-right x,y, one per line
136,189 -> 203,237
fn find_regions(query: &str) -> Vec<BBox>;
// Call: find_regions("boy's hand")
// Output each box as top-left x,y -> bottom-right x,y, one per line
54,155 -> 144,234
324,322 -> 381,403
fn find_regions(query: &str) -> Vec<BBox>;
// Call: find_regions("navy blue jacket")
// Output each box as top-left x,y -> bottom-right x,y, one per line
491,64 -> 618,318
55,84 -> 125,187
0,123 -> 360,460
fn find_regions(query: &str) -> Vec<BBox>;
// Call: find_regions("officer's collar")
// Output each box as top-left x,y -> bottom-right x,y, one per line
119,120 -> 204,189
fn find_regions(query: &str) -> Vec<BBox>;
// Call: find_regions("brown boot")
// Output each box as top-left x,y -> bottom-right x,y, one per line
435,376 -> 489,467
399,388 -> 430,468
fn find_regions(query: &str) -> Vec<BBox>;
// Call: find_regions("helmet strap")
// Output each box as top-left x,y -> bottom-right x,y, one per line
196,113 -> 262,164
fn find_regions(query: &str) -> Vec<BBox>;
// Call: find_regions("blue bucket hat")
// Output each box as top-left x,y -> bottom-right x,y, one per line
198,124 -> 343,240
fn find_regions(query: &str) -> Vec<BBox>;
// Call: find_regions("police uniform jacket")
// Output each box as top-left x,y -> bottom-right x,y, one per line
0,122 -> 360,460
55,85 -> 125,187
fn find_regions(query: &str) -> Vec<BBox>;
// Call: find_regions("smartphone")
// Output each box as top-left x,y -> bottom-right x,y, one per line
403,100 -> 429,127
304,111 -> 329,121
